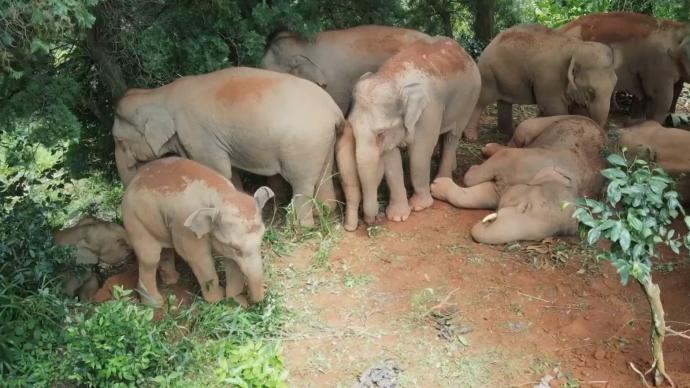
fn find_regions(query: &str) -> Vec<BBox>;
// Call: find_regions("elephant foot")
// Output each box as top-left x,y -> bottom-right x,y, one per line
137,281 -> 164,308
430,177 -> 457,203
409,193 -> 433,212
203,287 -> 225,303
160,269 -> 180,285
386,200 -> 411,222
481,143 -> 506,157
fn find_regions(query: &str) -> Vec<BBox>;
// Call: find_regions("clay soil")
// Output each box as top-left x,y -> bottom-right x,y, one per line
95,98 -> 690,387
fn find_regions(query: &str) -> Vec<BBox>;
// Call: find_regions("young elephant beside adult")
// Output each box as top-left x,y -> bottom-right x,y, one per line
122,157 -> 274,307
431,116 -> 606,244
261,25 -> 430,113
465,24 -> 617,139
112,67 -> 360,231
348,37 -> 481,224
560,12 -> 690,122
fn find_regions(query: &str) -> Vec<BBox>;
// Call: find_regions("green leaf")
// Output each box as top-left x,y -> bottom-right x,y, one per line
607,153 -> 627,167
587,227 -> 601,245
619,229 -> 631,251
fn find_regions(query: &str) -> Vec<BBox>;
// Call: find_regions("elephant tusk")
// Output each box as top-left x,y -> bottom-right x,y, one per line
481,213 -> 497,223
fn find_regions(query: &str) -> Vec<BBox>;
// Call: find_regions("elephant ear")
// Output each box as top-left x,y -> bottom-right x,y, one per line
401,83 -> 428,144
567,55 -> 578,92
184,208 -> 221,239
133,105 -> 175,156
253,186 -> 275,210
528,167 -> 572,187
289,55 -> 327,87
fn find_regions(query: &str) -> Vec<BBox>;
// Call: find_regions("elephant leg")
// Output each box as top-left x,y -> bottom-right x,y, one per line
431,179 -> 499,209
408,112 -> 443,212
173,236 -> 223,303
463,105 -> 484,141
287,177 -> 317,228
510,116 -> 569,147
224,258 -> 245,298
463,150 -> 512,187
436,130 -> 459,178
497,101 -> 513,135
481,143 -> 508,157
131,239 -> 164,307
315,147 -> 337,211
383,147 -> 410,222
670,81 -> 683,114
644,80 -> 674,123
158,248 -> 180,285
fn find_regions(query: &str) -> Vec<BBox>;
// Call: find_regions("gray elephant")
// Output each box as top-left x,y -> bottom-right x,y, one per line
464,24 -> 618,139
122,157 -> 274,307
348,37 -> 481,224
262,25 -> 430,113
560,12 -> 690,122
112,67 -> 359,230
431,116 -> 605,244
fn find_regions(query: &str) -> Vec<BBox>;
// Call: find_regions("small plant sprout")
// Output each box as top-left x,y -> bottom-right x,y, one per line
570,151 -> 690,387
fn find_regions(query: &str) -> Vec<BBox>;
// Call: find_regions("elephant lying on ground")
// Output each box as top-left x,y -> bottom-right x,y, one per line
560,12 -> 690,122
431,116 -> 605,244
122,157 -> 274,307
618,120 -> 690,200
348,37 -> 481,224
262,25 -> 430,114
53,216 -> 133,300
465,24 -> 618,139
113,67 -> 359,231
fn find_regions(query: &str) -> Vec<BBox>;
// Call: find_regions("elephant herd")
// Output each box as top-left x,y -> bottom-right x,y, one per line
54,12 -> 690,306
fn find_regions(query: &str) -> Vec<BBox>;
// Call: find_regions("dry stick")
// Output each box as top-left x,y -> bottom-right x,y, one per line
421,287 -> 461,318
666,327 -> 690,340
629,362 -> 652,388
517,291 -> 552,303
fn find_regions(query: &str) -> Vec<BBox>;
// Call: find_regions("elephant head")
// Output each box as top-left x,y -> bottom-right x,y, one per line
471,167 -> 577,244
675,34 -> 690,80
113,93 -> 179,185
349,74 -> 427,223
566,42 -> 618,126
262,31 -> 327,88
53,216 -> 133,265
183,187 -> 274,303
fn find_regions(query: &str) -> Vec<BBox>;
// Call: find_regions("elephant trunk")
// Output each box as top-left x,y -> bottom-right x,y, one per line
335,120 -> 361,232
242,254 -> 265,303
587,94 -> 612,128
115,143 -> 137,187
355,138 -> 384,224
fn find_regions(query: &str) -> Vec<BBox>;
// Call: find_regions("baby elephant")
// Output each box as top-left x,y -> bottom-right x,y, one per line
432,115 -> 606,244
122,157 -> 274,306
53,216 -> 132,266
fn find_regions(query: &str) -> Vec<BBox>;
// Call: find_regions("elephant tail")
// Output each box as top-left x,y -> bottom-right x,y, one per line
335,119 -> 361,231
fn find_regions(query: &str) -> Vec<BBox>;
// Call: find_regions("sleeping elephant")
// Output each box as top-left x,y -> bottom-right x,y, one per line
261,25 -> 430,114
431,115 -> 606,244
618,120 -> 690,201
560,12 -> 690,122
112,67 -> 360,231
122,157 -> 274,307
53,216 -> 133,301
465,24 -> 617,139
348,37 -> 481,224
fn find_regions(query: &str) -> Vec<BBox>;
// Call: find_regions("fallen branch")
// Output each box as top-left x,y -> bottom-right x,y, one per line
666,326 -> 690,340
629,362 -> 651,388
421,287 -> 461,318
517,291 -> 552,303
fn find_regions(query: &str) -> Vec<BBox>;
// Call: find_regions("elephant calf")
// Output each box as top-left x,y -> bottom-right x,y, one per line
348,37 -> 481,224
465,24 -> 617,139
122,157 -> 274,306
432,115 -> 606,244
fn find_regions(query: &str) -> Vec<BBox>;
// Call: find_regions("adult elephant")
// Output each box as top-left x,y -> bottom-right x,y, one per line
112,67 -> 360,231
432,116 -> 605,244
464,24 -> 617,139
261,25 -> 431,114
560,12 -> 690,122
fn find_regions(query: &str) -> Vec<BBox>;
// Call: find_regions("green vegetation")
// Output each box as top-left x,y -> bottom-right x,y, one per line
2,0 -> 689,385
572,152 -> 690,386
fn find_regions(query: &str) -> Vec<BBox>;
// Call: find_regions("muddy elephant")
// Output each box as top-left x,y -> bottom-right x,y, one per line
560,12 -> 690,122
122,157 -> 274,306
262,25 -> 430,114
465,24 -> 617,139
348,37 -> 481,224
53,216 -> 132,265
112,67 -> 360,231
618,120 -> 690,201
432,115 -> 606,244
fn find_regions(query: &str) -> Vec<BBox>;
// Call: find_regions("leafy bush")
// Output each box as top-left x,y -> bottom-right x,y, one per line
213,340 -> 288,388
572,152 -> 690,385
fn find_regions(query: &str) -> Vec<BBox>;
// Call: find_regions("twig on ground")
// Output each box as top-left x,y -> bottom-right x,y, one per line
629,362 -> 651,388
517,291 -> 552,303
666,326 -> 690,340
421,287 -> 461,318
